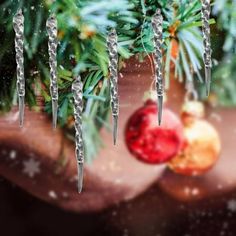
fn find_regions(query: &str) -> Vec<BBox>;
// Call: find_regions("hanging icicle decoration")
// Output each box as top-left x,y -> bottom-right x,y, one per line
201,0 -> 212,96
13,9 -> 25,127
72,76 -> 84,193
107,29 -> 119,145
151,9 -> 164,126
46,14 -> 58,128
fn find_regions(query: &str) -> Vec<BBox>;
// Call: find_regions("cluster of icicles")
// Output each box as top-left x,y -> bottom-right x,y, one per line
13,2 -> 211,193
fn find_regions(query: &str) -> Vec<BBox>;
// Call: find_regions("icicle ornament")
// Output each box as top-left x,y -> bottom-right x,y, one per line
152,9 -> 164,126
107,29 -> 119,145
201,0 -> 212,96
72,76 -> 84,193
13,9 -> 25,127
46,14 -> 58,128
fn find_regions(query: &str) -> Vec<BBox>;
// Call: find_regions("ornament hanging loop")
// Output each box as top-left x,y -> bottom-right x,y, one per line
183,79 -> 205,120
185,80 -> 198,102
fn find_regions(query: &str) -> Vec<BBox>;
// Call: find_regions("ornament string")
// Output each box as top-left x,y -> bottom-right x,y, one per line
201,0 -> 212,96
140,17 -> 155,78
13,9 -> 25,127
140,17 -> 157,97
152,9 -> 164,126
72,75 -> 84,193
185,78 -> 198,102
107,28 -> 119,145
46,14 -> 58,129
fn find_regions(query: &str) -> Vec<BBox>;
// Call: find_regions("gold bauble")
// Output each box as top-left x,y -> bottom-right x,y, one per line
168,101 -> 221,176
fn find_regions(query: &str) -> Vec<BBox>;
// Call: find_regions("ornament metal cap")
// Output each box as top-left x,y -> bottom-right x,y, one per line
182,101 -> 205,119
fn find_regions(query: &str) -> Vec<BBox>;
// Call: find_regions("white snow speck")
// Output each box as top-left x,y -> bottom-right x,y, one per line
184,187 -> 199,197
9,150 -> 17,160
192,188 -> 199,196
184,187 -> 191,195
22,158 -> 40,178
48,190 -> 58,199
227,199 -> 236,212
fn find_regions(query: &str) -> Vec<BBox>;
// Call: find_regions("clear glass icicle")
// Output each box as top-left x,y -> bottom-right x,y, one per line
201,0 -> 212,96
72,76 -> 84,193
151,9 -> 164,126
107,29 -> 119,145
46,14 -> 58,128
13,9 -> 25,127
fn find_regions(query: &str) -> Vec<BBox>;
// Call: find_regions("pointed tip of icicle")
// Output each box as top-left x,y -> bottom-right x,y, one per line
19,120 -> 23,128
19,96 -> 24,128
77,163 -> 84,194
19,112 -> 24,128
205,67 -> 211,97
157,95 -> 163,126
158,117 -> 162,126
112,115 -> 118,145
78,185 -> 83,194
52,119 -> 57,130
52,100 -> 58,129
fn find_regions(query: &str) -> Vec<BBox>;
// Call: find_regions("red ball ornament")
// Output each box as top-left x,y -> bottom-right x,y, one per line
125,99 -> 185,164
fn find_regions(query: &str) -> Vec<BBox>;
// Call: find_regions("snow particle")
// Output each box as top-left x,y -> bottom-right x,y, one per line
9,150 -> 17,160
48,190 -> 58,199
227,199 -> 236,212
22,158 -> 41,178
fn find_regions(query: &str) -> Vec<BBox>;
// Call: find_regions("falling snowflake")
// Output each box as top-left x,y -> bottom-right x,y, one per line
9,150 -> 17,160
227,199 -> 236,212
48,190 -> 58,199
192,188 -> 199,196
22,158 -> 41,178
183,186 -> 200,197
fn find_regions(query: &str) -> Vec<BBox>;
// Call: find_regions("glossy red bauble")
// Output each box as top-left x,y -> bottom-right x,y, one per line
125,100 -> 185,164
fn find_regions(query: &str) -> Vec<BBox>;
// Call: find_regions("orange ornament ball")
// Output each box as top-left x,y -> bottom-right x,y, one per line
168,101 -> 221,176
